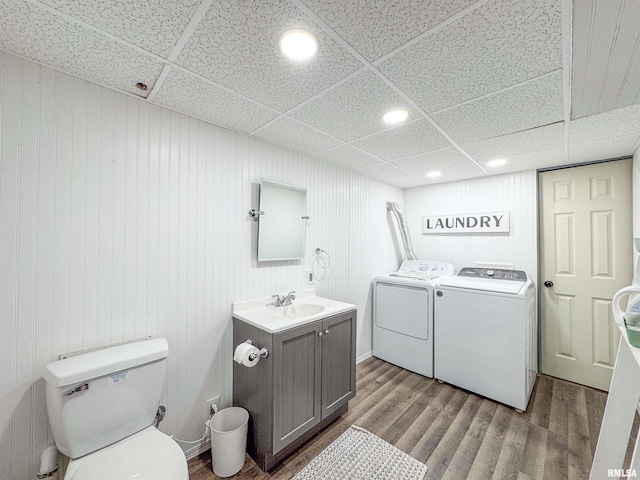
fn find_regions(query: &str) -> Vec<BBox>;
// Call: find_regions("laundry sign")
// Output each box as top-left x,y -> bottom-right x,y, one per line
423,211 -> 510,234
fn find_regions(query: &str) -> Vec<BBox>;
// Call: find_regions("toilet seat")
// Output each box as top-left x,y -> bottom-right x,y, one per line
63,426 -> 188,480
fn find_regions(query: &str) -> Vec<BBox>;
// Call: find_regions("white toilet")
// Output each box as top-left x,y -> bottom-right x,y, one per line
43,338 -> 189,480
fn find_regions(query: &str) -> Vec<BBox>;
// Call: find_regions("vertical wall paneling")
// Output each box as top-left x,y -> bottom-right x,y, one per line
1,51 -> 19,479
633,146 -> 640,267
17,53 -> 38,480
34,61 -> 56,463
404,171 -> 539,288
97,88 -> 113,346
0,52 -> 403,478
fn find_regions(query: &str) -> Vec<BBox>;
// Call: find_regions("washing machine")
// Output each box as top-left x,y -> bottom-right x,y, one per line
434,267 -> 536,411
373,260 -> 455,377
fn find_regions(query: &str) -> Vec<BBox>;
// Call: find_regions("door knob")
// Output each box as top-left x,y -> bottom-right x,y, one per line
544,281 -> 554,288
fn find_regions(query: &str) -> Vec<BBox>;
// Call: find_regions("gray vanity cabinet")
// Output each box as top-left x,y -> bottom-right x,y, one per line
320,313 -> 357,419
272,321 -> 322,453
233,309 -> 356,471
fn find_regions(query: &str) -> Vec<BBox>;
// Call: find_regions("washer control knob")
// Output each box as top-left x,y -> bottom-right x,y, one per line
420,264 -> 427,271
486,270 -> 495,277
431,265 -> 437,271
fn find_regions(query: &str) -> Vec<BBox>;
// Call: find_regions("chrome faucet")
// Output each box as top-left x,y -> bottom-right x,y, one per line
272,291 -> 296,307
283,291 -> 296,306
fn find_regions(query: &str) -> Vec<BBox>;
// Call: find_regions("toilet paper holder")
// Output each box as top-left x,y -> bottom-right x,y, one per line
245,339 -> 269,360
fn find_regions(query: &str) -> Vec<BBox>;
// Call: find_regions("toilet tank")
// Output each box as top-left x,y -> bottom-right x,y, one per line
43,338 -> 169,459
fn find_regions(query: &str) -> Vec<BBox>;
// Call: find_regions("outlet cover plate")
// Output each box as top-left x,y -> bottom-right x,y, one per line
206,396 -> 220,416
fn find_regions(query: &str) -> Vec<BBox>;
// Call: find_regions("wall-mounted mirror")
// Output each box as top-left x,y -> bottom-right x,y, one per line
257,179 -> 307,262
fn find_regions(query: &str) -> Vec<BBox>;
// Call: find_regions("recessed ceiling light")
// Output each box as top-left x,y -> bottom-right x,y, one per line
426,171 -> 442,178
382,109 -> 409,125
487,159 -> 507,167
279,29 -> 318,61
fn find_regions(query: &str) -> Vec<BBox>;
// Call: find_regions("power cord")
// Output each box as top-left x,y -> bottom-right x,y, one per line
170,404 -> 219,444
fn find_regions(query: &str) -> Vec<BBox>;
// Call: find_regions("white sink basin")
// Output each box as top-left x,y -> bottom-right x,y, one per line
272,303 -> 325,319
232,288 -> 356,333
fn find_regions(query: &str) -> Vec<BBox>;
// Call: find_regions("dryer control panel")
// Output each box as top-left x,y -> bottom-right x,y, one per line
399,260 -> 455,276
457,267 -> 527,282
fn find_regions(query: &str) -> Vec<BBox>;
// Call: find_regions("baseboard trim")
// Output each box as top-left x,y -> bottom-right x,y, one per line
184,440 -> 210,461
356,351 -> 372,364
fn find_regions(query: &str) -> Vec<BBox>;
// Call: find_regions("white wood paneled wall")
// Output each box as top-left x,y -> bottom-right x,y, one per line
0,51 -> 403,479
634,147 -> 640,267
404,171 -> 539,287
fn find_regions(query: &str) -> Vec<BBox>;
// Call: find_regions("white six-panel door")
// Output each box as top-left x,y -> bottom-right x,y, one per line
540,159 -> 633,391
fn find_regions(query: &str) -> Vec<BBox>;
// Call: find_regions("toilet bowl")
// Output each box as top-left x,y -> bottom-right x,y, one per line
63,427 -> 188,480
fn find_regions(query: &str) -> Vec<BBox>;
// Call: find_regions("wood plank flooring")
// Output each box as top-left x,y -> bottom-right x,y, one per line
187,357 -> 609,480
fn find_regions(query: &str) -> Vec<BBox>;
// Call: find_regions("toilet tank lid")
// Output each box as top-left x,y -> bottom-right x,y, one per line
43,338 -> 168,387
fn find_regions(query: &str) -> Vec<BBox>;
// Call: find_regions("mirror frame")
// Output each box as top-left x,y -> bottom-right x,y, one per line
257,179 -> 307,262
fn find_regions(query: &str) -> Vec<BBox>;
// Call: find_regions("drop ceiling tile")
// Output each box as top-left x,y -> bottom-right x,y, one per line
351,119 -> 451,161
0,0 -> 164,97
39,0 -> 201,57
389,148 -> 472,176
463,123 -> 565,161
569,135 -> 639,163
152,68 -> 278,133
314,144 -> 382,170
301,0 -> 476,62
290,70 -> 416,141
569,103 -> 640,144
423,165 -> 487,185
481,148 -> 568,174
175,0 -> 363,111
432,71 -> 563,143
253,116 -> 342,155
355,163 -> 408,181
377,0 -> 562,112
385,176 -> 430,189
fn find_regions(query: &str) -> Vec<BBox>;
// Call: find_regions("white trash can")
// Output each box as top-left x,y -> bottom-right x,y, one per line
209,407 -> 249,477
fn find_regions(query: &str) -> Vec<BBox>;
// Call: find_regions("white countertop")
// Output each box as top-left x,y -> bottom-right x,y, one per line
232,288 -> 356,333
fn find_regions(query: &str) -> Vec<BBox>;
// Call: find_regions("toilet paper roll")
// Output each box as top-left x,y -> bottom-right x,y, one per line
233,343 -> 260,367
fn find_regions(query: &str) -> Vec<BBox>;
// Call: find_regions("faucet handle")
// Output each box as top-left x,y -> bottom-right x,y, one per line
282,291 -> 296,306
272,294 -> 284,307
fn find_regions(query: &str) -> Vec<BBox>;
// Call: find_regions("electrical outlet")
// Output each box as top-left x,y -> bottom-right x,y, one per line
306,270 -> 314,285
206,396 -> 220,416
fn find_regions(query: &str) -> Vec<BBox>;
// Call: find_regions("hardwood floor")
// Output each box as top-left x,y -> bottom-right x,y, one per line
187,357 -> 609,480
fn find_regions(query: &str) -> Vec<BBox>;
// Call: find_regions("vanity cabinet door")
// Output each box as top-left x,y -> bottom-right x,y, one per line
321,311 -> 356,420
272,321 -> 322,453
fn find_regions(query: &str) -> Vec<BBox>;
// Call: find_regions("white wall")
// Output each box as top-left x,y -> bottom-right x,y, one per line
0,52 -> 403,479
634,145 -> 640,271
404,171 -> 539,286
